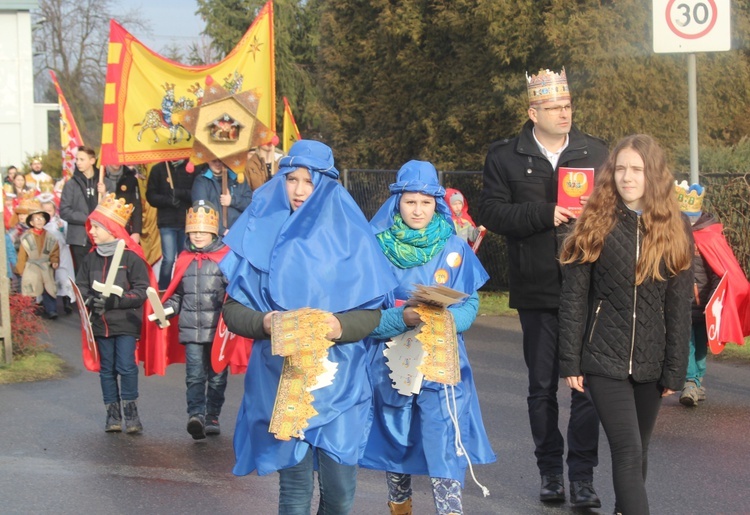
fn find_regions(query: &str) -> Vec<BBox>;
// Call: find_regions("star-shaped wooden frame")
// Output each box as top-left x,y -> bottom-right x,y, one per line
176,80 -> 273,173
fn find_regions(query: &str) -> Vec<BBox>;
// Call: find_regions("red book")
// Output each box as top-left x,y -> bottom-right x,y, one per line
557,167 -> 594,217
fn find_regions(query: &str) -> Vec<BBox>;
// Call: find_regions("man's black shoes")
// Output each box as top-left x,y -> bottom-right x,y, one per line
540,474 -> 565,502
570,479 -> 601,508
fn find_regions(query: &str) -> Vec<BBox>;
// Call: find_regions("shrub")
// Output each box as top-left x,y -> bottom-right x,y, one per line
9,294 -> 48,357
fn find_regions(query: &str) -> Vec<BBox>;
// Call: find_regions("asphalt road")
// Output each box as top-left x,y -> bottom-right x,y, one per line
1,312 -> 748,514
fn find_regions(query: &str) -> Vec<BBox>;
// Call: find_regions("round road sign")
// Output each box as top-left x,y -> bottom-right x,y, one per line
653,0 -> 730,53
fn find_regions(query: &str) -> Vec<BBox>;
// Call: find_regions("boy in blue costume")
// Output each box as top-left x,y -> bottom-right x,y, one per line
361,161 -> 496,515
220,140 -> 397,514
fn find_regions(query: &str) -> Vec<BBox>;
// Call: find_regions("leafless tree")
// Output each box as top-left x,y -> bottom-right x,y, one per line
32,0 -> 149,147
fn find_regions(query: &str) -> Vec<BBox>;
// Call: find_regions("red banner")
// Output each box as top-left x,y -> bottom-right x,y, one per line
70,278 -> 98,372
706,273 -> 729,354
49,71 -> 85,181
211,314 -> 253,374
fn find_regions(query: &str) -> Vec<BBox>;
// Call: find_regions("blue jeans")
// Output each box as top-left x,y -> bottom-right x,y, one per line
185,343 -> 228,416
158,227 -> 185,290
686,324 -> 708,386
97,335 -> 138,404
278,446 -> 357,515
41,291 -> 57,315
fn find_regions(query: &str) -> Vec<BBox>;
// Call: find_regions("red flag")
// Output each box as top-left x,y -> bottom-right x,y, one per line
706,273 -> 730,354
70,279 -> 98,372
211,314 -> 253,374
49,71 -> 85,181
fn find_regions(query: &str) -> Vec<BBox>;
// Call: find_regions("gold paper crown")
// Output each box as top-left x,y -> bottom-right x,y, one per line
185,201 -> 219,235
14,191 -> 38,213
526,67 -> 571,106
94,193 -> 134,227
16,196 -> 42,215
674,180 -> 705,214
3,183 -> 14,196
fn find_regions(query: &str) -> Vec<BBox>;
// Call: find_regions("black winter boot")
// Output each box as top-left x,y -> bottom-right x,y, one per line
105,402 -> 122,432
62,296 -> 73,314
123,400 -> 143,434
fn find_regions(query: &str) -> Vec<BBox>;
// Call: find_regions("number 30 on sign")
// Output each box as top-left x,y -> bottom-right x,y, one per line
653,0 -> 730,53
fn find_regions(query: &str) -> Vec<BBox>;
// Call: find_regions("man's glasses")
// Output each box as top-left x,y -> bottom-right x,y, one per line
537,104 -> 573,115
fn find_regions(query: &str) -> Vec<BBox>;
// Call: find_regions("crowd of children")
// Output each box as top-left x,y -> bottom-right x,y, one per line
3,163 -> 73,318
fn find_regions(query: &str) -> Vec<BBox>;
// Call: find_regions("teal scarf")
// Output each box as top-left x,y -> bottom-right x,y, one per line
377,214 -> 454,269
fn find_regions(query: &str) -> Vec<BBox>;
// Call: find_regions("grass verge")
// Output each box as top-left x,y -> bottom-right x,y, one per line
476,292 -> 750,365
0,351 -> 68,384
478,290 -> 516,317
708,337 -> 750,364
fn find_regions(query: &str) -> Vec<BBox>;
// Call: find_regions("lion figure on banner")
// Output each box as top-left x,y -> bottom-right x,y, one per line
133,82 -> 203,145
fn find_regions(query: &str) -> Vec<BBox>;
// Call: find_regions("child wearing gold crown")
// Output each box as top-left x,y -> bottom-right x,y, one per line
157,200 -> 234,440
75,193 -> 153,433
675,181 -> 750,407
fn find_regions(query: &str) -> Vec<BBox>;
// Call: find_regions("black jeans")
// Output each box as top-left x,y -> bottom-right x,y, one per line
519,309 -> 599,481
587,374 -> 663,515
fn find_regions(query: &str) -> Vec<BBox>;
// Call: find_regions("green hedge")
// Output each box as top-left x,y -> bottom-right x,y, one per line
345,170 -> 750,291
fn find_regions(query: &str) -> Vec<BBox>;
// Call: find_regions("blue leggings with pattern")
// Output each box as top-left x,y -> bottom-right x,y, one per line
387,472 -> 462,515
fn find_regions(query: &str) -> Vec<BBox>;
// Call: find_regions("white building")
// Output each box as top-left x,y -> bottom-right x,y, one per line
0,0 -> 55,170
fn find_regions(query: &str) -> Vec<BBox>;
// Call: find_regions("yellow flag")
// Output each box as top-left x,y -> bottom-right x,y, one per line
101,1 -> 275,165
282,96 -> 301,155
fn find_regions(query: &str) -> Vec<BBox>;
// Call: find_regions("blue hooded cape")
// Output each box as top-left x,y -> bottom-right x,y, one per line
360,160 -> 496,482
220,140 -> 398,476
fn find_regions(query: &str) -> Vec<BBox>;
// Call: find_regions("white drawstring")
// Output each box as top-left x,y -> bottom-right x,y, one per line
443,383 -> 490,497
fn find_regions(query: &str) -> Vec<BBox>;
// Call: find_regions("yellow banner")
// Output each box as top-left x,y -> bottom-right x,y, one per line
282,96 -> 301,155
101,1 -> 275,165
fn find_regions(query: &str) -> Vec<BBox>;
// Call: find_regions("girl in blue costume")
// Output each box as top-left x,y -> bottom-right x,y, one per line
361,161 -> 496,515
220,140 -> 397,515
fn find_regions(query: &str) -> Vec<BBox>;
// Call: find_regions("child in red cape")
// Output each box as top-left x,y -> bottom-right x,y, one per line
444,188 -> 485,250
157,200 -> 250,440
76,193 -> 164,433
675,182 -> 750,407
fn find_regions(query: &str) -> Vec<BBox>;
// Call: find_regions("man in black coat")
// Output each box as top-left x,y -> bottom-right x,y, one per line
479,68 -> 609,508
146,159 -> 195,289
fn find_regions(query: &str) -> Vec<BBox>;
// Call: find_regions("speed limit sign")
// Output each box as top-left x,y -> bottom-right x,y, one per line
653,0 -> 731,52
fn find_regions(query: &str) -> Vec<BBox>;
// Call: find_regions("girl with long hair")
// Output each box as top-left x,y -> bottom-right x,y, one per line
558,134 -> 693,515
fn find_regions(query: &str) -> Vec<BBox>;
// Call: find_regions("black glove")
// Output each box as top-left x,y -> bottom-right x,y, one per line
92,295 -> 119,316
170,194 -> 181,207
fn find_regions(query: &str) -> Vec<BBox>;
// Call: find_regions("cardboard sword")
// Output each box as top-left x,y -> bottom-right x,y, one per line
92,239 -> 125,297
146,286 -> 174,327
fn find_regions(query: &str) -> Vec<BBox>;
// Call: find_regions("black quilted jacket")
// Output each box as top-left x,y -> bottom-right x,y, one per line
558,204 -> 694,391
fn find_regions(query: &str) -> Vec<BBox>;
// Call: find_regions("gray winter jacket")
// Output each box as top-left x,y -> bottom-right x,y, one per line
59,170 -> 99,247
163,238 -> 228,345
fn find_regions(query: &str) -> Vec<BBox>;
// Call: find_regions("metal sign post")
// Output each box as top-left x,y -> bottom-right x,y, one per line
653,0 -> 731,185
